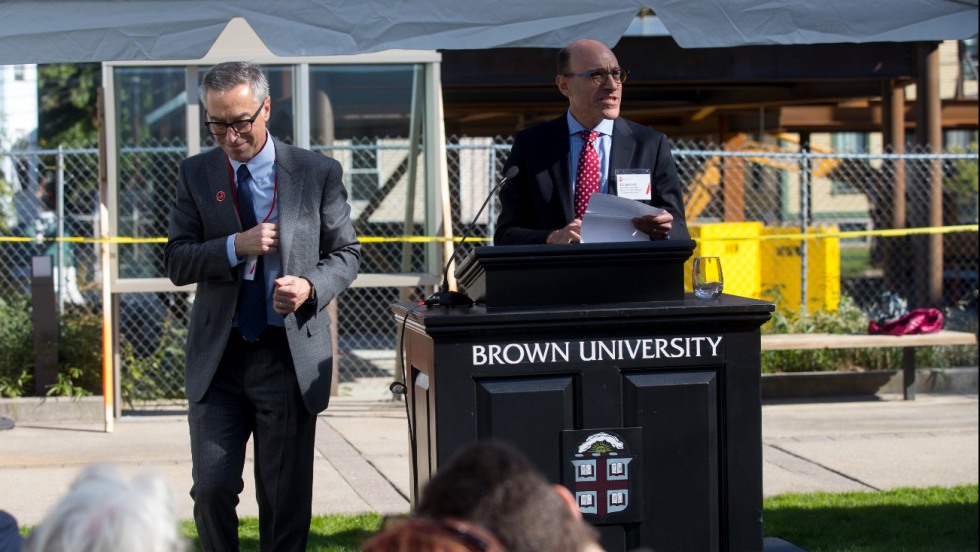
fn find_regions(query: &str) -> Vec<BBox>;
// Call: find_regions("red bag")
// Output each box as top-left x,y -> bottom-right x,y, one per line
868,308 -> 943,336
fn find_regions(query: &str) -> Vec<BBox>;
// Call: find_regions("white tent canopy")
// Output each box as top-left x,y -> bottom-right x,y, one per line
1,0 -> 977,64
652,0 -> 978,48
1,0 -> 642,63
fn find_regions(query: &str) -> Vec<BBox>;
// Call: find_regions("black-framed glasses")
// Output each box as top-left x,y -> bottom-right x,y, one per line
204,103 -> 264,136
563,68 -> 629,86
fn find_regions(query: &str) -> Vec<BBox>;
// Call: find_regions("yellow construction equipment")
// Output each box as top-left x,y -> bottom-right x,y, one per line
684,133 -> 841,221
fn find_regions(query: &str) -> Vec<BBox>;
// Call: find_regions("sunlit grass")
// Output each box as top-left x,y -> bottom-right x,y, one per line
165,486 -> 979,551
764,485 -> 979,552
178,513 -> 384,552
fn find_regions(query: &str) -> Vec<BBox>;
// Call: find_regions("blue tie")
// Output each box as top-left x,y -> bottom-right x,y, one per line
236,164 -> 267,341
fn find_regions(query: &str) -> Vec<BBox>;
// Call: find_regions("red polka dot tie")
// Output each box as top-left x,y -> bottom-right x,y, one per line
574,130 -> 600,219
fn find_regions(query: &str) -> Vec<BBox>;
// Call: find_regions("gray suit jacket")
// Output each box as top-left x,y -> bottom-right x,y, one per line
494,116 -> 689,245
165,138 -> 361,414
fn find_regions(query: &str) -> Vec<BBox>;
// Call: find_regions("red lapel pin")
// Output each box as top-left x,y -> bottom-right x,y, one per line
216,191 -> 226,202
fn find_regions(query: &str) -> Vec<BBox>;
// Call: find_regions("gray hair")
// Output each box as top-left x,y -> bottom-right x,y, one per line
199,61 -> 269,109
23,463 -> 187,552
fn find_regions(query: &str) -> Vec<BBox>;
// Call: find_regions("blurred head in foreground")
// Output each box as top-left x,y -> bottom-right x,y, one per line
362,515 -> 506,551
23,463 -> 186,552
417,440 -> 604,552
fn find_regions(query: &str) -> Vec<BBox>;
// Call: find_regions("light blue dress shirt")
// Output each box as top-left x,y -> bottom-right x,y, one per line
224,132 -> 283,327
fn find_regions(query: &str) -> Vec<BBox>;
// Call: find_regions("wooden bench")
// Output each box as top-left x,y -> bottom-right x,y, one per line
761,330 -> 978,400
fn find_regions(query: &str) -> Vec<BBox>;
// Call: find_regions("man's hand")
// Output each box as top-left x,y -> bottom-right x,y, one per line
547,219 -> 582,244
631,211 -> 673,239
234,223 -> 279,257
273,275 -> 313,315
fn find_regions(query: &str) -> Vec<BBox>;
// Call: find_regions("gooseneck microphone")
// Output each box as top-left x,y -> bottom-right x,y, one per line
424,165 -> 520,307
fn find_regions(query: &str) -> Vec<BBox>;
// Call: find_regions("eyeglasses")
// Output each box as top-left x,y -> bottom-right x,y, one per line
562,68 -> 629,86
204,103 -> 264,136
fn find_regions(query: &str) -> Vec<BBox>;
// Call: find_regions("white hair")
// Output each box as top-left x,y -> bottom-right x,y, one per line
24,463 -> 186,552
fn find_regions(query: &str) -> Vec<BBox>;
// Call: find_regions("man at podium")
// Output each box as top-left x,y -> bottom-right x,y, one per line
494,39 -> 689,246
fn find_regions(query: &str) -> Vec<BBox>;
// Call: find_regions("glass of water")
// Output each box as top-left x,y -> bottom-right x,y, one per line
693,256 -> 723,299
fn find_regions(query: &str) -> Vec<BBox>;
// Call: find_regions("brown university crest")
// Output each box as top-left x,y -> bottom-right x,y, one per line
561,428 -> 643,524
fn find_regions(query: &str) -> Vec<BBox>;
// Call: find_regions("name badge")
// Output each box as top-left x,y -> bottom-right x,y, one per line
615,169 -> 652,201
244,256 -> 259,281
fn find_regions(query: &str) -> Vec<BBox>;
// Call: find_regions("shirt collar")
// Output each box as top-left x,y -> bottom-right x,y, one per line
567,110 -> 614,137
229,131 -> 275,181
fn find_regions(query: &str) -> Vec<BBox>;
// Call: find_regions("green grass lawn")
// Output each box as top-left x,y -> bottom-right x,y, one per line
178,513 -> 385,551
839,245 -> 872,278
764,485 -> 978,552
169,485 -> 977,551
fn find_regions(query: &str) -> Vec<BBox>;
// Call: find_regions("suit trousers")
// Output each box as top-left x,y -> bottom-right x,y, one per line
189,327 -> 316,552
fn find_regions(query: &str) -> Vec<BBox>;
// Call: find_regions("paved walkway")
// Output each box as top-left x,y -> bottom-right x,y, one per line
1,380 -> 977,530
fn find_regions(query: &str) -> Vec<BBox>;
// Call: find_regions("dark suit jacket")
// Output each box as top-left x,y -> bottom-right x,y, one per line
494,116 -> 689,245
164,138 -> 361,414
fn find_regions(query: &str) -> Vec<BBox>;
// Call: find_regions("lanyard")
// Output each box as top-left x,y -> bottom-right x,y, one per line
228,157 -> 277,225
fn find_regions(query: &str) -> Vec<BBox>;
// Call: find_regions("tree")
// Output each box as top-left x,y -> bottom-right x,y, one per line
37,63 -> 100,147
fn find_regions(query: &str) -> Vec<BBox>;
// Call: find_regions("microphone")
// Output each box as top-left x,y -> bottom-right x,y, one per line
424,165 -> 520,307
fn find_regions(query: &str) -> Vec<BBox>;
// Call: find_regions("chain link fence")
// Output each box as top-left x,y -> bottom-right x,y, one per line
2,136 -> 977,403
1,145 -> 101,305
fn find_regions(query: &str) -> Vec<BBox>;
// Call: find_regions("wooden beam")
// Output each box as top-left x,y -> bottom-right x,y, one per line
761,330 -> 977,351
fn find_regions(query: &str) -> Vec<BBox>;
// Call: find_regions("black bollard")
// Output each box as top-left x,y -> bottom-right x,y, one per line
31,255 -> 59,395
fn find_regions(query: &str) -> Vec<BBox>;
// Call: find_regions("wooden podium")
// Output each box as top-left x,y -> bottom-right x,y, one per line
392,241 -> 774,551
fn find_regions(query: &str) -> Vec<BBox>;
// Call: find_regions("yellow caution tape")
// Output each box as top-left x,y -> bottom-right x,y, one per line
696,224 -> 978,242
0,225 -> 975,245
0,235 -> 493,244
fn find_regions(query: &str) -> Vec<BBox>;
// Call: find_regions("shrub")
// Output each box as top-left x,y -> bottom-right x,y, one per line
0,295 -> 34,396
0,295 -> 102,397
55,305 -> 104,396
121,311 -> 187,407
761,291 -> 979,373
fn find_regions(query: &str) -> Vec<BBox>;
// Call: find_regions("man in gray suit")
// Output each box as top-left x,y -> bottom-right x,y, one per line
165,62 -> 360,551
495,39 -> 689,245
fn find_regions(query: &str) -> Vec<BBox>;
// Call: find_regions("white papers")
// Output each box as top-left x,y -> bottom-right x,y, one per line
580,193 -> 663,243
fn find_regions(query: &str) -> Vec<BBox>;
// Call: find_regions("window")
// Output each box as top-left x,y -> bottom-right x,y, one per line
830,133 -> 868,194
113,66 -> 187,278
961,38 -> 978,83
350,138 -> 380,201
107,56 -> 434,283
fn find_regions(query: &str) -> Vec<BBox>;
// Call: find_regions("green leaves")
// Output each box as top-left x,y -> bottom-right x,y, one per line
37,63 -> 100,148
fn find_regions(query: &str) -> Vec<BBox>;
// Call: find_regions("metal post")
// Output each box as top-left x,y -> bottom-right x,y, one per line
97,86 -> 115,432
56,146 -> 66,312
486,141 -> 496,226
800,144 -> 810,319
488,143 -> 504,224
401,66 -> 423,278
